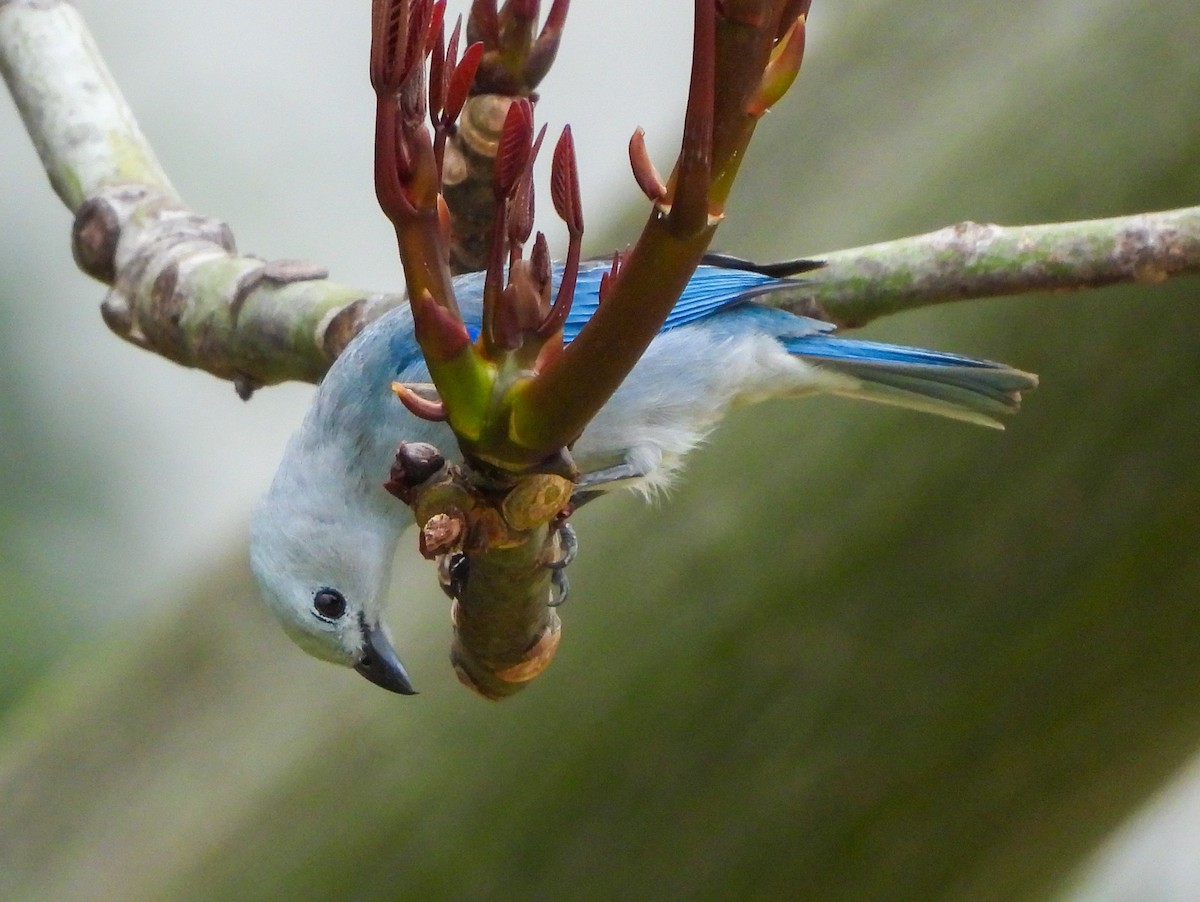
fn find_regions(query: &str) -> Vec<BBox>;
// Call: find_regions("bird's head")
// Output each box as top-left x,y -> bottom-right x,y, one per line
248,480 -> 416,695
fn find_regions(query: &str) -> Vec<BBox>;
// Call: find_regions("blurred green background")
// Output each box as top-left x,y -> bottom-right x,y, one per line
2,1 -> 1199,900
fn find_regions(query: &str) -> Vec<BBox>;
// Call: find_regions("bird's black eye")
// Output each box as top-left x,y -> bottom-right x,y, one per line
312,587 -> 347,622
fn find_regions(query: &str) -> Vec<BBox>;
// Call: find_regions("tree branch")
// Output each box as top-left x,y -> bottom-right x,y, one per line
0,0 -> 403,394
0,0 -> 171,208
6,2 -> 1197,396
785,208 -> 1200,327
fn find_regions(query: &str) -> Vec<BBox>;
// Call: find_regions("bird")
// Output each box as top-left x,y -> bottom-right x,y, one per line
250,255 -> 1038,695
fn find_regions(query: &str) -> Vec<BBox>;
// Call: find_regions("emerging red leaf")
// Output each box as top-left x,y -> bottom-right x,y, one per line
494,98 -> 535,197
550,125 -> 583,236
446,41 -> 485,123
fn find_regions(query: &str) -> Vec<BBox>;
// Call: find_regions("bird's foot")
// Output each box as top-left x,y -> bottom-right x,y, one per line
541,522 -> 577,607
436,521 -> 577,607
570,457 -> 652,509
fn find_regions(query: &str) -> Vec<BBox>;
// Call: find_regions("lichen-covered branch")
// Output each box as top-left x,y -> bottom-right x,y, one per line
74,184 -> 401,393
0,0 -> 403,394
0,0 -> 171,208
774,209 -> 1200,327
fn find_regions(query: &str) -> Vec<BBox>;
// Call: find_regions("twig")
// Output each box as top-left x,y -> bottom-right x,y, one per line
0,0 -> 401,392
781,210 -> 1200,327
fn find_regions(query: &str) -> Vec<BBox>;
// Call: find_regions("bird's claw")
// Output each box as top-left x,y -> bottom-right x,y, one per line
548,568 -> 570,607
543,522 -> 577,570
542,522 -> 576,607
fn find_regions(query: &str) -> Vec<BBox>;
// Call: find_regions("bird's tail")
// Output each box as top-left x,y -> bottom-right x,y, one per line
783,334 -> 1039,428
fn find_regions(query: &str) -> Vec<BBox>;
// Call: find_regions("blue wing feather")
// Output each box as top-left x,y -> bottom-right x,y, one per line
457,262 -> 782,343
560,264 -> 778,342
784,335 -> 999,369
387,259 -> 1035,427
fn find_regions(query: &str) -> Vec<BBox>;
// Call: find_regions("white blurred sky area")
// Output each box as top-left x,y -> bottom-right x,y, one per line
1064,751 -> 1200,901
4,3 -> 1200,895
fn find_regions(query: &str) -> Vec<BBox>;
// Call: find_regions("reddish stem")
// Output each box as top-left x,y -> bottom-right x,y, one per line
508,1 -> 799,458
669,0 -> 716,233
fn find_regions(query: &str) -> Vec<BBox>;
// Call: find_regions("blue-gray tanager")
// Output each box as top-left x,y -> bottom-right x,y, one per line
250,257 -> 1037,694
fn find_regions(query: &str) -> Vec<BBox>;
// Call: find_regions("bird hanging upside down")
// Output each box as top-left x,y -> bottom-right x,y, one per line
250,256 -> 1037,695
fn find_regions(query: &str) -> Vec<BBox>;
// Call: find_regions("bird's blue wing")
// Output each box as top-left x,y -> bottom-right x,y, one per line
379,261 -> 1034,426
561,263 -> 781,343
455,262 -> 790,344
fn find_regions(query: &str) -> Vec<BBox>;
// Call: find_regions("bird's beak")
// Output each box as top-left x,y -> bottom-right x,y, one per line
355,616 -> 417,695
